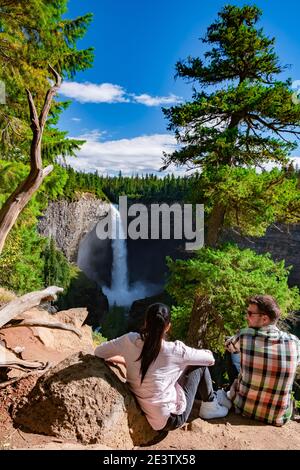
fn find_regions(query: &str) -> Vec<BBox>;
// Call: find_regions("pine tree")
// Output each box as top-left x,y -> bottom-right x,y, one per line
43,237 -> 71,289
0,0 -> 94,161
163,5 -> 300,348
163,5 -> 300,246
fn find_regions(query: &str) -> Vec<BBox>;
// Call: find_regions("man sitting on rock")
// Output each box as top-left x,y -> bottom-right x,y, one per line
217,295 -> 300,426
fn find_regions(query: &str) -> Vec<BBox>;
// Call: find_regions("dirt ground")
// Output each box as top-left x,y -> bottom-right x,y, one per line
0,375 -> 299,451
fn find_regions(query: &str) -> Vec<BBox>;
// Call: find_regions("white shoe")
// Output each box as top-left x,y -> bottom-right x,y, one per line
199,397 -> 228,419
216,389 -> 232,409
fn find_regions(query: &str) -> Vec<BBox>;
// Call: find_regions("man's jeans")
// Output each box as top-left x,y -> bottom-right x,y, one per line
163,366 -> 214,431
225,350 -> 241,384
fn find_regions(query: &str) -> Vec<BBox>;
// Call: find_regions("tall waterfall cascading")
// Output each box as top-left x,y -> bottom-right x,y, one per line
103,205 -> 129,306
103,204 -> 161,307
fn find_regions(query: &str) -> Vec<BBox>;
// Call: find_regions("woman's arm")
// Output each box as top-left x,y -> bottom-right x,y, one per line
94,334 -> 128,360
105,355 -> 126,366
174,341 -> 215,366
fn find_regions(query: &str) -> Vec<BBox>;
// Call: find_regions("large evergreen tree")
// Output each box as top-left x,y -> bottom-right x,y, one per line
0,0 -> 93,160
163,4 -> 300,246
163,5 -> 300,348
0,0 -> 94,254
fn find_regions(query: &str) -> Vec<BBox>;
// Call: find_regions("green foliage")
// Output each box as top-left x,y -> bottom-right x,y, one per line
162,6 -> 300,350
191,166 -> 300,236
92,331 -> 107,347
0,160 -> 76,294
0,0 -> 94,161
39,163 -> 70,201
163,4 -> 300,243
101,306 -> 128,340
43,237 -> 74,289
0,225 -> 46,293
163,4 -> 300,170
60,165 -> 198,203
166,244 -> 300,352
0,160 -> 48,224
0,224 -> 76,295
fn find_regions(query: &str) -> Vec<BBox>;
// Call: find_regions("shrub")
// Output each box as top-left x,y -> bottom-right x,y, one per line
166,244 -> 300,352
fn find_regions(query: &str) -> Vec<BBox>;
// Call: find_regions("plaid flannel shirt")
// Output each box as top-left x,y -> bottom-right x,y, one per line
226,325 -> 300,426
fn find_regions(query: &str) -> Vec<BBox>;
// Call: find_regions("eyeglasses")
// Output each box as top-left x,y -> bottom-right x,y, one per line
246,310 -> 264,317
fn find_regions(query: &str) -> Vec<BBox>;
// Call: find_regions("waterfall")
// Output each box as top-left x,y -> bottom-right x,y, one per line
109,204 -> 128,299
102,204 -> 162,307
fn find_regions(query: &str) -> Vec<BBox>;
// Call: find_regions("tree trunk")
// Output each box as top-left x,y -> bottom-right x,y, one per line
0,166 -> 53,254
0,66 -> 61,255
206,203 -> 226,247
186,294 -> 212,348
0,285 -> 63,329
187,293 -> 224,349
204,113 -> 241,247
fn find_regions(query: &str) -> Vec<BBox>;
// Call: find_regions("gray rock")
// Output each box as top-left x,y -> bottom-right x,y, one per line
38,194 -> 110,262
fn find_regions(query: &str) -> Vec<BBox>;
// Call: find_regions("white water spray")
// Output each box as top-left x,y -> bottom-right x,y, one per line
103,204 -> 161,306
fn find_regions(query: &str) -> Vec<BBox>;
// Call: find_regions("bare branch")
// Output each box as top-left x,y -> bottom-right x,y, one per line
0,364 -> 52,389
26,89 -> 40,132
39,66 -> 62,129
48,64 -> 62,87
0,286 -> 64,329
249,113 -> 300,143
42,164 -> 54,178
0,70 -> 61,254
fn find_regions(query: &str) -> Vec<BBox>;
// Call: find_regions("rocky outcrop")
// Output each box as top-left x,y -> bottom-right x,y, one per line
13,353 -> 158,448
38,193 -> 300,295
0,307 -> 94,368
38,194 -> 110,262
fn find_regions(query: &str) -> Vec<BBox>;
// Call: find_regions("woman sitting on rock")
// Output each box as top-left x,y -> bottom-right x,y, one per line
94,302 -> 228,431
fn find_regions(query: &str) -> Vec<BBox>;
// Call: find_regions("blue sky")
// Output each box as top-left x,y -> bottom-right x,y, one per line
59,0 -> 300,175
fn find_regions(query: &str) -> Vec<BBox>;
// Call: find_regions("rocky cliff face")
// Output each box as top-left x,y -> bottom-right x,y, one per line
38,194 -> 110,262
38,195 -> 300,289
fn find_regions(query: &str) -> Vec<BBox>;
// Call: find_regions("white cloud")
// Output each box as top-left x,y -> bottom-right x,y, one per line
77,129 -> 107,142
64,130 -> 300,176
60,81 -> 182,107
64,132 -> 190,176
132,93 -> 182,107
256,155 -> 300,172
65,116 -> 224,177
60,82 -> 128,103
71,117 -> 81,122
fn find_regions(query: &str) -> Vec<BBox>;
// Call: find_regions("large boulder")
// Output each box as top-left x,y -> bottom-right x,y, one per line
13,353 -> 158,448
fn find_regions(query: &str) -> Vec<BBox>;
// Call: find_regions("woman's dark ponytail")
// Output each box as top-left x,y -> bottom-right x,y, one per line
137,303 -> 171,383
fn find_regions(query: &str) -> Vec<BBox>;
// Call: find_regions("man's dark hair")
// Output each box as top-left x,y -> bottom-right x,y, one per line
248,295 -> 281,323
